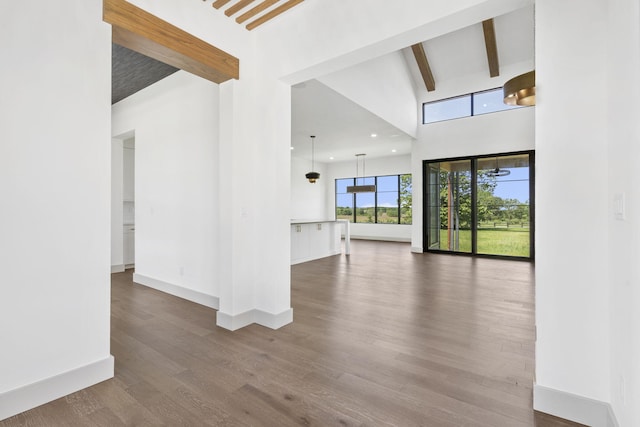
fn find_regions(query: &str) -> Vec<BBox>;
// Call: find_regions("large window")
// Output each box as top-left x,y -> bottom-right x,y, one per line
336,174 -> 412,224
424,152 -> 534,259
423,88 -> 525,124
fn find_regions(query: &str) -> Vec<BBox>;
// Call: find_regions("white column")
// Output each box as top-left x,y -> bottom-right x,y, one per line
534,0 -> 612,425
216,67 -> 292,331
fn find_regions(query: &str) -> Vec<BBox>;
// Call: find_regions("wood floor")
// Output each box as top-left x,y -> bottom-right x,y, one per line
2,241 -> 584,426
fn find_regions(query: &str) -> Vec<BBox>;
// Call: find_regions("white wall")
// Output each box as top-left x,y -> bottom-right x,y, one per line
0,0 -> 113,419
411,107 -> 535,249
327,155 -> 412,241
291,156 -> 328,220
112,71 -> 220,301
534,0 -> 612,424
607,1 -> 640,425
318,51 -> 418,138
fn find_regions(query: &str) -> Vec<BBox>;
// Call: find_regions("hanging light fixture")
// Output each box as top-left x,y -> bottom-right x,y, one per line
486,156 -> 511,177
503,70 -> 536,106
347,154 -> 376,193
305,135 -> 320,183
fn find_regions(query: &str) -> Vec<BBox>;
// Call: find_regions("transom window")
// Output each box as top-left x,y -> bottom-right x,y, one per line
423,88 -> 526,124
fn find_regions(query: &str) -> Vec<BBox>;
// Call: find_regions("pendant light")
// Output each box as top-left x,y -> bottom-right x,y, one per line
487,156 -> 510,177
503,70 -> 536,106
305,135 -> 320,183
347,154 -> 376,193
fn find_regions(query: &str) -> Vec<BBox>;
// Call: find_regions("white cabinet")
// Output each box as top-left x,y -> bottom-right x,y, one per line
291,221 -> 342,265
123,225 -> 135,266
291,224 -> 310,264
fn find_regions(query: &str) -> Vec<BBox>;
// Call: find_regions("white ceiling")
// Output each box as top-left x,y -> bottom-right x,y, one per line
290,5 -> 534,164
291,79 -> 414,164
404,5 -> 534,89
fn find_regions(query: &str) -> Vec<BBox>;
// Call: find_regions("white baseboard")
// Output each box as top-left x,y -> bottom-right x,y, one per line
217,308 -> 293,331
411,246 -> 423,253
255,308 -> 293,329
132,273 -> 219,310
111,264 -> 125,273
0,356 -> 114,421
534,384 -> 619,427
349,235 -> 411,243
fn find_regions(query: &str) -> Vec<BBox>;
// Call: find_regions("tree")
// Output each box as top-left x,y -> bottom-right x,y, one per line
400,174 -> 412,224
438,170 -> 497,228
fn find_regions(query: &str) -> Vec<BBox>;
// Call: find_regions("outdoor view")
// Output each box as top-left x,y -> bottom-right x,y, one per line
336,174 -> 412,224
426,153 -> 532,258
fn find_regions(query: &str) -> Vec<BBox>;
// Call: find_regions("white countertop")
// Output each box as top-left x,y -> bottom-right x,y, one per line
290,219 -> 340,225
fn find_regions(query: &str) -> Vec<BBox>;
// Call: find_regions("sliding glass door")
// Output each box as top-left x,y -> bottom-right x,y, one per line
424,152 -> 534,259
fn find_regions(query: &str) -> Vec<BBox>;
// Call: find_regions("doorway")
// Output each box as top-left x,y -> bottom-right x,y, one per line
423,151 -> 534,259
123,137 -> 135,268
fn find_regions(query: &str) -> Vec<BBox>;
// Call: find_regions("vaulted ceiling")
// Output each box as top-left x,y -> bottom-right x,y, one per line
111,2 -> 534,163
291,4 -> 535,163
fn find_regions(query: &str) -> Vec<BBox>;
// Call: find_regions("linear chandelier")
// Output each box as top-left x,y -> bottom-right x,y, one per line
347,154 -> 376,193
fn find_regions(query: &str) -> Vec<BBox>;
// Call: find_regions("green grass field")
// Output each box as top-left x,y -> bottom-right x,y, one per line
439,228 -> 530,257
334,218 -> 530,257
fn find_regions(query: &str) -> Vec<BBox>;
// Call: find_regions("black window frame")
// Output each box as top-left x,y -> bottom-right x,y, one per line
422,87 -> 527,125
335,174 -> 412,225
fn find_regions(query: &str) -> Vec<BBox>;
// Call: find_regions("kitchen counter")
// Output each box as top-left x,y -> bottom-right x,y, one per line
290,219 -> 350,265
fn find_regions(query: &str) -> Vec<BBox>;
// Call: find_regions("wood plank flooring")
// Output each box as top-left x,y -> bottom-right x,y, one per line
1,241 -> 584,426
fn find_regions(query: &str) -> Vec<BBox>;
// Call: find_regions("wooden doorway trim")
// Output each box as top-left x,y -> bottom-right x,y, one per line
104,0 -> 239,84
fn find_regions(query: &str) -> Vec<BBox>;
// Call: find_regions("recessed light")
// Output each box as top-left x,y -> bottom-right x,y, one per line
391,149 -> 397,153
370,133 -> 377,138
329,156 -> 334,160
290,146 -> 294,150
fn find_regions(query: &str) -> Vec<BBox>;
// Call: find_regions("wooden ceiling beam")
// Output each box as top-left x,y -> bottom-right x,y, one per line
104,0 -> 239,83
246,0 -> 304,30
212,0 -> 233,9
411,43 -> 435,92
225,0 -> 256,17
482,19 -> 500,77
236,0 -> 278,23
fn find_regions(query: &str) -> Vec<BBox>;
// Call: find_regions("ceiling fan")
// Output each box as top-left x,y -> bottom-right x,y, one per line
487,157 -> 510,177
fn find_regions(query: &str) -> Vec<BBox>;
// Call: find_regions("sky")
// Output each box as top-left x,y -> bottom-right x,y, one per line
336,166 -> 530,209
491,167 -> 530,203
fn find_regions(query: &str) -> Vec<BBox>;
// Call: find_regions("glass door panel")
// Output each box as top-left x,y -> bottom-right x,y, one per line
427,164 -> 440,249
476,154 -> 530,257
426,160 -> 472,253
